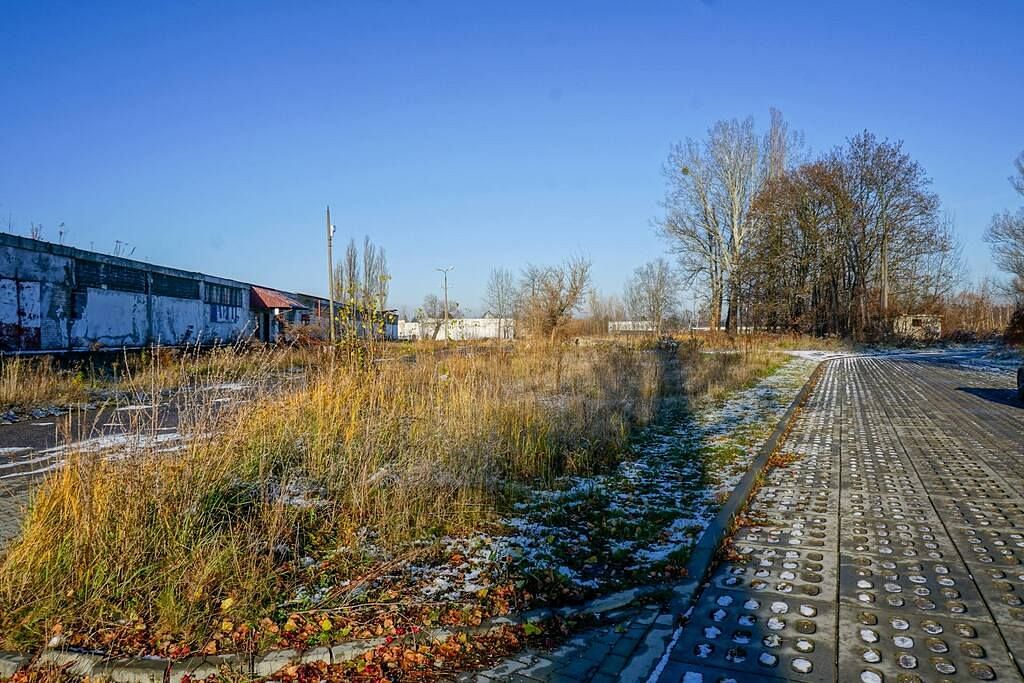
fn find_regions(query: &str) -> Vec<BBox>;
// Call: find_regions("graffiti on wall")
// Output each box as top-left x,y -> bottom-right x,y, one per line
0,278 -> 42,350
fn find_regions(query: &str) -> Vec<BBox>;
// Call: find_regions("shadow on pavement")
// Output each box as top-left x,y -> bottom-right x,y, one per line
957,387 -> 1023,409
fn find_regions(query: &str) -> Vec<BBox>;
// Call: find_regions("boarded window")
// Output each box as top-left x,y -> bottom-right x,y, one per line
152,273 -> 200,299
204,284 -> 243,308
70,288 -> 88,319
75,259 -> 147,294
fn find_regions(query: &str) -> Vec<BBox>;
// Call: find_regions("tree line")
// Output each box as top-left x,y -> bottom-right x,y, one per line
430,122 -> 1024,344
660,110 -> 961,341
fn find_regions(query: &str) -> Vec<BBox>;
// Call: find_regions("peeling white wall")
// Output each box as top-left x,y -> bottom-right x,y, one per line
70,288 -> 148,348
0,237 -> 253,352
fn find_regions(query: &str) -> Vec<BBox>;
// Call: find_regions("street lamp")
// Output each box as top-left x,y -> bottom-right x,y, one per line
436,266 -> 454,343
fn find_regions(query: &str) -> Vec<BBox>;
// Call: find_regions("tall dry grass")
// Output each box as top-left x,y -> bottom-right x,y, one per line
0,357 -> 93,410
0,344 -> 320,411
0,340 -> 672,649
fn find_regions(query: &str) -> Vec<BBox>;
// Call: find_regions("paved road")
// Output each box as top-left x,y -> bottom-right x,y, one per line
655,354 -> 1024,682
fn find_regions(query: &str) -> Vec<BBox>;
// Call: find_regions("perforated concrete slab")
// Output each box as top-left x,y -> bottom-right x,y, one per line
838,555 -> 990,623
838,606 -> 1015,682
717,545 -> 837,601
655,354 -> 1024,683
669,589 -> 836,682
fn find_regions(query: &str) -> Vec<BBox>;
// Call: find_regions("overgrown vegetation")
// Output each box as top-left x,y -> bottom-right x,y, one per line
0,338 -> 786,658
0,344 -> 317,412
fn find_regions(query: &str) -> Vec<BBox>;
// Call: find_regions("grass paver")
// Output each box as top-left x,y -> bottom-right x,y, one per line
652,353 -> 1024,683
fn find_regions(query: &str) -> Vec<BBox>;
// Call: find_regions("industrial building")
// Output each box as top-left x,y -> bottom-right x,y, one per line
0,233 -> 394,353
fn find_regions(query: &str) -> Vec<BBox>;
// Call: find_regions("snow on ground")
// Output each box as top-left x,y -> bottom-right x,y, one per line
0,431 -> 190,480
399,357 -> 818,603
787,344 -> 1022,376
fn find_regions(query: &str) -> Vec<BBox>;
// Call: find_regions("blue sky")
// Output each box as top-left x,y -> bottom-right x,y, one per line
2,1 -> 1021,315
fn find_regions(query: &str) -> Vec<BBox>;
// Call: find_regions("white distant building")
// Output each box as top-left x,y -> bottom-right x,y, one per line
608,321 -> 656,334
398,316 -> 515,341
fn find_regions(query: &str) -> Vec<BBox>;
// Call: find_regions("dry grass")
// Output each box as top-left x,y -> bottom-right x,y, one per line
0,344 -> 320,411
0,338 -> 785,653
0,357 -> 94,410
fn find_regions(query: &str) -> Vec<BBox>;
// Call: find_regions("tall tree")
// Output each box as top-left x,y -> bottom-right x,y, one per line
661,109 -> 801,333
743,132 -> 952,340
334,236 -> 391,312
624,258 -> 681,334
984,151 -> 1024,299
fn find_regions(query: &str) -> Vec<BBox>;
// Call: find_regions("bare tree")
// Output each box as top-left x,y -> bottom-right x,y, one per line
661,139 -> 726,330
661,110 -> 800,333
376,248 -> 390,310
419,293 -> 461,340
518,256 -> 592,341
585,290 -> 626,335
624,258 -> 681,334
335,238 -> 360,307
483,267 -> 516,338
984,151 -> 1024,299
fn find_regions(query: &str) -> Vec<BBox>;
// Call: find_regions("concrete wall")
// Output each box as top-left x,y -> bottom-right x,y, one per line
0,234 -> 252,353
398,318 -> 514,341
608,321 -> 656,334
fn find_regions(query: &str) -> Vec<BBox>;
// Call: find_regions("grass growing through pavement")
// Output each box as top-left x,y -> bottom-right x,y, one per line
0,338 -> 788,659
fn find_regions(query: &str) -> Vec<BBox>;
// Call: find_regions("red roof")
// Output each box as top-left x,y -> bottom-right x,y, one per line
250,286 -> 306,310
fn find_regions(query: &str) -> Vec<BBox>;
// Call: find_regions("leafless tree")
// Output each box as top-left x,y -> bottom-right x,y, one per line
661,139 -> 726,329
419,293 -> 461,340
743,132 -> 952,340
624,258 -> 681,334
518,256 -> 592,341
483,267 -> 516,337
660,109 -> 801,333
984,151 -> 1024,299
585,290 -> 626,335
335,238 -> 360,307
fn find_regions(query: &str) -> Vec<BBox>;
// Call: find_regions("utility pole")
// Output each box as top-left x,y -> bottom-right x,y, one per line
436,266 -> 454,344
326,206 -> 336,344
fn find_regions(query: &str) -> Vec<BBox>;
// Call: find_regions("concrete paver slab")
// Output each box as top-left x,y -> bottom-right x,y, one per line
655,355 -> 1024,683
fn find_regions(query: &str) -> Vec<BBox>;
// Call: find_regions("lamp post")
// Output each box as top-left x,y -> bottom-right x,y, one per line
326,206 -> 336,344
436,266 -> 454,343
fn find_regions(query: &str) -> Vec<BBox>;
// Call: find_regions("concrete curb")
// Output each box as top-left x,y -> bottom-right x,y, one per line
0,362 -> 824,683
673,360 -> 824,611
0,581 -> 668,681
618,360 -> 825,682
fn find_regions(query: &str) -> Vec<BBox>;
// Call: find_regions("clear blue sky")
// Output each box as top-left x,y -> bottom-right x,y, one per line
2,1 -> 1021,315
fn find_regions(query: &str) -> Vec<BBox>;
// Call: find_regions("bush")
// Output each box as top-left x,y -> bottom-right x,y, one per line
1005,305 -> 1024,346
